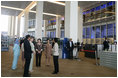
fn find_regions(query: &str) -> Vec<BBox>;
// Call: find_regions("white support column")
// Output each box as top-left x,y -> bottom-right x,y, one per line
24,10 -> 29,36
56,15 -> 61,38
35,1 -> 44,39
8,16 -> 12,36
10,16 -> 16,38
12,16 -> 16,38
45,20 -> 48,37
65,1 -> 78,43
11,16 -> 14,37
78,7 -> 83,43
17,16 -> 21,37
43,20 -> 47,37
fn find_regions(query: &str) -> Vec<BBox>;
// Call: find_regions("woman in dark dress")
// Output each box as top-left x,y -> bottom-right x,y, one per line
35,38 -> 43,67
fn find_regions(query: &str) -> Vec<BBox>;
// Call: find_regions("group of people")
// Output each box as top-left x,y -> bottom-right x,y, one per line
11,35 -> 60,77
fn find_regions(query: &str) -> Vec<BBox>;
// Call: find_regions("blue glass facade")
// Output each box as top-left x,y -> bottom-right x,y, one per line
101,25 -> 107,38
107,24 -> 113,38
107,1 -> 113,7
101,4 -> 107,9
91,27 -> 96,39
96,6 -> 100,11
91,8 -> 95,12
47,31 -> 50,38
96,26 -> 101,38
83,28 -> 86,39
86,27 -> 91,38
114,23 -> 116,37
61,30 -> 64,38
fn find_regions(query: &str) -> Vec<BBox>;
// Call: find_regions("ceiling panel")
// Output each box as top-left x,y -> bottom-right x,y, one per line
1,1 -> 106,19
44,2 -> 65,16
1,1 -> 31,9
32,1 -> 65,16
43,15 -> 55,20
1,7 -> 21,16
28,12 -> 55,20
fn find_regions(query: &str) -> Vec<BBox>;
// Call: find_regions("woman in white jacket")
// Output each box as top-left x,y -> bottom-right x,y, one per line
29,36 -> 35,72
52,38 -> 59,74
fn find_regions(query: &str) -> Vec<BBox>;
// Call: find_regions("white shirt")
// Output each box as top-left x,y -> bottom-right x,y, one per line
30,41 -> 35,52
70,41 -> 72,47
52,43 -> 59,56
21,43 -> 24,52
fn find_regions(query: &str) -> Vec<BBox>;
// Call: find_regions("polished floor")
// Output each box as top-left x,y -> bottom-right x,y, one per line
1,47 -> 117,77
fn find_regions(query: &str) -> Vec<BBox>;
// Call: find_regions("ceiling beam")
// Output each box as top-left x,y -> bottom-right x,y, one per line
1,5 -> 24,11
1,5 -> 58,17
18,1 -> 37,17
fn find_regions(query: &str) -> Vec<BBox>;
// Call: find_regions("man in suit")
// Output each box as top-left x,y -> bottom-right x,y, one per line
23,35 -> 32,77
103,37 -> 109,51
67,38 -> 74,59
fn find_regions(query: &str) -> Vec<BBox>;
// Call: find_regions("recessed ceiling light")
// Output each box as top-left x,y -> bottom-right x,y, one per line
47,1 -> 65,6
30,10 -> 58,16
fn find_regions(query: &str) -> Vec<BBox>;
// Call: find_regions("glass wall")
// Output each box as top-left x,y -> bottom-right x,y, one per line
61,30 -> 64,38
47,31 -> 56,38
83,28 -> 86,39
107,24 -> 113,38
91,26 -> 96,39
114,23 -> 116,38
47,31 -> 50,38
101,25 -> 107,38
86,27 -> 91,38
96,26 -> 101,38
83,23 -> 116,44
83,1 -> 116,23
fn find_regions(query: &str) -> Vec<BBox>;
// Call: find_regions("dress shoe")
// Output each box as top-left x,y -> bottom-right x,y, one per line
52,72 -> 58,74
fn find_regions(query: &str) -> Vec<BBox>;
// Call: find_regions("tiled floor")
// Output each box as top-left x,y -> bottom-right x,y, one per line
1,47 -> 117,77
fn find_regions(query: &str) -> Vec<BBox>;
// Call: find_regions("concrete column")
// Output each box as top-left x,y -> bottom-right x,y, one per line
24,10 -> 29,36
8,16 -> 12,36
35,1 -> 44,39
44,20 -> 48,37
43,20 -> 48,37
10,16 -> 16,38
11,16 -> 14,37
78,7 -> 83,43
17,16 -> 21,37
56,15 -> 61,38
65,1 -> 78,43
12,16 -> 16,38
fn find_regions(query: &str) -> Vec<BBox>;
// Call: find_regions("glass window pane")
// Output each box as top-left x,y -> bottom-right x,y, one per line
114,23 -> 116,38
86,27 -> 91,38
107,24 -> 113,38
101,25 -> 107,38
54,31 -> 56,38
96,26 -> 101,38
91,27 -> 96,39
83,28 -> 86,39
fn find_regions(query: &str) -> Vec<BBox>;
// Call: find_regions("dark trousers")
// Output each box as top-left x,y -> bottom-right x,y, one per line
36,53 -> 42,67
23,58 -> 31,77
53,56 -> 59,73
103,47 -> 109,51
68,50 -> 73,59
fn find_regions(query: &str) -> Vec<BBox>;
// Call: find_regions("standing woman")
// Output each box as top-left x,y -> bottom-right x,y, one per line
21,39 -> 25,68
52,38 -> 59,74
35,38 -> 43,67
12,38 -> 20,70
29,36 -> 35,72
45,39 -> 52,66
